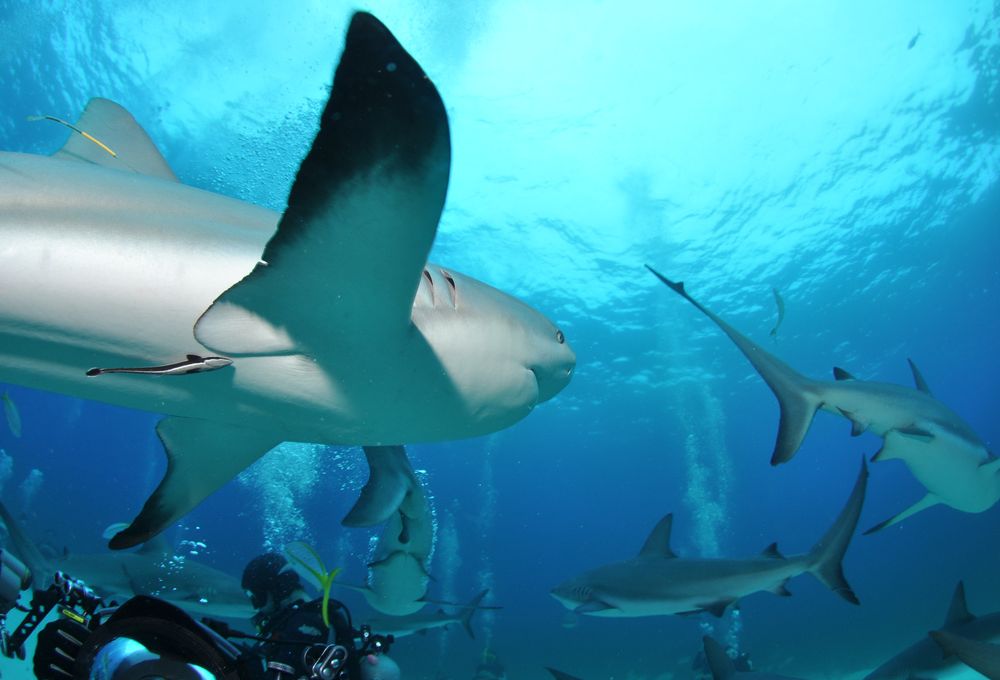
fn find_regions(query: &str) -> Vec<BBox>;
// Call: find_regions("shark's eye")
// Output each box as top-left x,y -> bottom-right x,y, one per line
556,330 -> 565,344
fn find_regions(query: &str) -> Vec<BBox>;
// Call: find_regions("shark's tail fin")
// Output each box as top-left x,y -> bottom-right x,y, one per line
459,588 -> 490,639
806,459 -> 868,604
644,265 -> 821,465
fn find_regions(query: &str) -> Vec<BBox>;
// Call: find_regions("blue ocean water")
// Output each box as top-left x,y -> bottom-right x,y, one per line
0,1 -> 998,679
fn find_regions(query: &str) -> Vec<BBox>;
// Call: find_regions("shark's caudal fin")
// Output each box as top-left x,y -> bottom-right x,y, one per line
194,12 -> 450,358
806,459 -> 868,604
546,669 -> 584,680
0,499 -> 54,587
341,446 -> 420,528
702,636 -> 737,680
645,266 -> 821,465
459,589 -> 490,639
50,98 -> 178,181
109,417 -> 282,550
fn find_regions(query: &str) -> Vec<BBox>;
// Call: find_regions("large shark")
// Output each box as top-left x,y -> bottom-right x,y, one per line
702,636 -> 806,680
0,500 -> 253,620
364,589 -> 492,639
0,13 -> 575,549
645,266 -> 998,533
865,581 -> 1000,680
930,630 -> 1000,679
550,460 -> 867,617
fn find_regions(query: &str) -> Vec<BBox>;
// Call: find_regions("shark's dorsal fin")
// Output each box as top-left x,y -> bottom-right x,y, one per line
833,367 -> 856,381
51,98 -> 178,182
944,581 -> 975,627
194,13 -> 449,358
760,542 -> 785,559
638,514 -> 676,559
907,358 -> 933,395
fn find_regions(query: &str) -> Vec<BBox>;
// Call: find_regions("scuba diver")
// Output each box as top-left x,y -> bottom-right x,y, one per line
241,551 -> 400,680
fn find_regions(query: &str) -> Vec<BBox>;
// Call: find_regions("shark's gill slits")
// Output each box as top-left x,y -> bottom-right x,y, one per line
439,269 -> 457,308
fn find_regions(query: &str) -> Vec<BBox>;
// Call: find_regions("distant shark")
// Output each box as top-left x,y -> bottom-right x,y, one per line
930,630 -> 1000,679
865,581 -> 1000,680
0,13 -> 575,550
702,636 -> 806,680
364,589 -> 492,639
550,460 -> 867,618
646,266 -> 999,533
0,500 -> 253,620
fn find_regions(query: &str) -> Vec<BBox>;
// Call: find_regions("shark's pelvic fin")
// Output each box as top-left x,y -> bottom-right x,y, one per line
51,98 -> 178,182
702,635 -> 738,680
638,514 -> 677,559
109,417 -> 282,549
907,358 -> 933,395
863,493 -> 941,536
195,12 -> 450,358
698,599 -> 736,618
837,408 -> 868,437
341,446 -> 419,528
807,458 -> 868,604
944,581 -> 975,627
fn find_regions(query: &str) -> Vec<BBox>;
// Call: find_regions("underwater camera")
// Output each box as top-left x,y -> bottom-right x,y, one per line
0,566 -> 394,680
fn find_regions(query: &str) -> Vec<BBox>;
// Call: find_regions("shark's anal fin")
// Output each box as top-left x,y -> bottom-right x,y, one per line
863,493 -> 941,536
341,446 -> 419,528
109,418 -> 282,550
195,12 -> 450,358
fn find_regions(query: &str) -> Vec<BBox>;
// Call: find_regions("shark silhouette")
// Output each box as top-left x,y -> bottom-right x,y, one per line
0,13 -> 575,549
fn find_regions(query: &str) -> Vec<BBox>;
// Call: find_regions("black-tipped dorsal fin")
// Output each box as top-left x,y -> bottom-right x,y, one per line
638,514 -> 676,559
761,542 -> 785,559
833,367 -> 856,381
908,358 -> 933,395
945,581 -> 975,627
51,98 -> 178,182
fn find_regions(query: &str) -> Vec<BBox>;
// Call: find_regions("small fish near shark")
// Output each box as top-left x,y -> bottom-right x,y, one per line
0,13 -> 575,550
0,499 -> 253,620
550,459 -> 867,618
865,581 -> 1000,680
645,266 -> 999,534
364,589 -> 494,639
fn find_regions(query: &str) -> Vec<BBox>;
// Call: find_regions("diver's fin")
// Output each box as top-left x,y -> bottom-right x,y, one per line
907,358 -> 933,395
51,98 -> 177,181
807,459 -> 868,604
638,514 -> 676,558
195,12 -> 450,357
944,581 -> 975,626
341,446 -> 419,528
702,636 -> 737,680
863,493 -> 940,536
109,417 -> 282,549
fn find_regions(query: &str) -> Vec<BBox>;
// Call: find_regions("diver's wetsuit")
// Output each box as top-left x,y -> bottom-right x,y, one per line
252,597 -> 360,679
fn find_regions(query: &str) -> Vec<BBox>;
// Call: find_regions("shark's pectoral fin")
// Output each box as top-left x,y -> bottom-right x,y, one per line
863,494 -> 941,535
109,418 -> 282,550
195,13 -> 449,359
697,599 -> 737,618
574,599 -> 616,614
51,98 -> 178,182
770,579 -> 793,597
771,391 -> 820,465
342,446 -> 419,528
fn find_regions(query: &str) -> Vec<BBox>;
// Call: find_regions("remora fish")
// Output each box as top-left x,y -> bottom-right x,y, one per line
646,266 -> 999,533
550,460 -> 867,617
0,13 -> 575,549
0,500 -> 253,620
866,581 -> 1000,680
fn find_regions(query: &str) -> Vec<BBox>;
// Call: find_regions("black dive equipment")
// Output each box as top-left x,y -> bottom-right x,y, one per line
0,566 -> 393,679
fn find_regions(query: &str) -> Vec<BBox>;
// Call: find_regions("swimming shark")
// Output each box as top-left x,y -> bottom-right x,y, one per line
0,13 -> 575,550
702,636 -> 806,680
645,266 -> 999,533
364,589 -> 492,639
930,630 -> 1000,679
866,581 -> 1000,680
0,500 -> 253,620
550,459 -> 867,618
